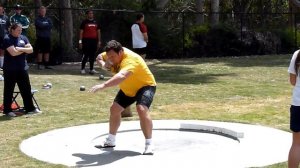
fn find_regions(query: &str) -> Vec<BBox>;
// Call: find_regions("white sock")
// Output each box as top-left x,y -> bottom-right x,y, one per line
0,56 -> 3,67
108,134 -> 116,142
145,139 -> 152,145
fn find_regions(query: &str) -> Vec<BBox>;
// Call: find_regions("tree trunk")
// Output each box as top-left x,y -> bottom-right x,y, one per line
196,0 -> 204,25
60,0 -> 74,57
289,0 -> 298,27
211,0 -> 219,26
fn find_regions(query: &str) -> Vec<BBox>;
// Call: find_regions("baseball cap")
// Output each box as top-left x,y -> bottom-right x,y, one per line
14,4 -> 22,10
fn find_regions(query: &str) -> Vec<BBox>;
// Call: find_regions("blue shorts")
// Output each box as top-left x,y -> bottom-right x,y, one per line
114,86 -> 156,109
290,105 -> 300,132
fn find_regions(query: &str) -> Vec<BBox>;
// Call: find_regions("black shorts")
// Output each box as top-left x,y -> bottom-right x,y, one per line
290,105 -> 300,132
114,86 -> 156,109
35,37 -> 51,53
133,47 -> 147,56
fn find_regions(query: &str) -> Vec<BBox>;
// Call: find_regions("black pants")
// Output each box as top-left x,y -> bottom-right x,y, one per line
3,70 -> 35,114
81,38 -> 98,70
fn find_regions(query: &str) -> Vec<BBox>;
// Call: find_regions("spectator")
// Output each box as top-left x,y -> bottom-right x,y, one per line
35,6 -> 53,70
0,4 -> 9,69
131,13 -> 148,59
288,49 -> 300,168
10,4 -> 30,36
2,23 -> 41,117
79,9 -> 101,75
91,40 -> 156,155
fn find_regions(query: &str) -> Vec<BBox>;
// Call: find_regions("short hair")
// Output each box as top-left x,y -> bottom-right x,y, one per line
10,23 -> 22,30
39,6 -> 46,10
104,40 -> 123,53
136,13 -> 144,21
85,9 -> 93,14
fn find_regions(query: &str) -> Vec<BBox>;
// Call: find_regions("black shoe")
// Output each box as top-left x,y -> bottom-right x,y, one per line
45,66 -> 53,69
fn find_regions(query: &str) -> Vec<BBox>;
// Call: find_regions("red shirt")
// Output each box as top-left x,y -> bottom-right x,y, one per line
138,22 -> 147,33
80,19 -> 100,39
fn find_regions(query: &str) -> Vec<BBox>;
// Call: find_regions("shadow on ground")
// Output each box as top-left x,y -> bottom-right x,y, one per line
72,149 -> 141,167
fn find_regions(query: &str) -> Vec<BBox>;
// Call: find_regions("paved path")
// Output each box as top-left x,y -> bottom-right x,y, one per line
20,120 -> 291,168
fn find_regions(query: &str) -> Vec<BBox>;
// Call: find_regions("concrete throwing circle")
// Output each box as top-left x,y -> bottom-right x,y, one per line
20,120 -> 291,168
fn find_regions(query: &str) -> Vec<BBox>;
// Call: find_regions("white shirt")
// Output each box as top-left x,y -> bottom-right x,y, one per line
131,23 -> 147,49
288,50 -> 300,105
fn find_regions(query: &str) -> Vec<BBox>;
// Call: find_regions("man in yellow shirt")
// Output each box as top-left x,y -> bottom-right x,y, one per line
90,40 -> 156,155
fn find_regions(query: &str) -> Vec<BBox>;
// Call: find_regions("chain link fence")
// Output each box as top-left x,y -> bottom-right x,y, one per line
4,7 -> 298,63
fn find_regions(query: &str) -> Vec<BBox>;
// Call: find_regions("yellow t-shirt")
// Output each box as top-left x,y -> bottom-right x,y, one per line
101,47 -> 156,97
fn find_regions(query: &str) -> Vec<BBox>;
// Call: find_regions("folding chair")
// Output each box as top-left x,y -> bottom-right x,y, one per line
12,89 -> 40,110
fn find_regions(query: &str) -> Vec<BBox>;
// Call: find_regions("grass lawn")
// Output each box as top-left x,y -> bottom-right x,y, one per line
0,54 -> 293,167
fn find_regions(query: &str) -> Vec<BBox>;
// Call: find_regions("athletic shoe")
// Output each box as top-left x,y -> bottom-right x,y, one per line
27,108 -> 42,115
143,143 -> 154,155
95,138 -> 116,148
81,69 -> 86,74
6,112 -> 17,117
89,69 -> 98,75
0,75 -> 3,81
37,65 -> 43,70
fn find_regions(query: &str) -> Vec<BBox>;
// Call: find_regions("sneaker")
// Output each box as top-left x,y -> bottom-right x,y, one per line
95,138 -> 116,148
37,65 -> 43,70
143,144 -> 154,155
27,108 -> 42,115
45,66 -> 53,69
89,69 -> 98,75
0,75 -> 3,81
81,69 -> 86,74
6,112 -> 17,117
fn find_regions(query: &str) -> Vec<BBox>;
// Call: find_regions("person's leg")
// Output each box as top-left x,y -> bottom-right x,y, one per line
35,38 -> 43,69
0,49 -> 4,68
0,37 -> 4,68
97,90 -> 135,148
109,102 -> 124,135
16,71 -> 35,112
288,132 -> 300,168
97,102 -> 124,148
135,86 -> 156,154
136,105 -> 152,139
44,53 -> 52,69
3,71 -> 16,114
289,105 -> 300,167
43,38 -> 52,69
88,39 -> 97,73
37,53 -> 43,69
81,40 -> 88,73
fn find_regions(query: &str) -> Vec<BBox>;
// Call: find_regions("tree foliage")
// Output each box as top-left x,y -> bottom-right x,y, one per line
0,0 -> 294,59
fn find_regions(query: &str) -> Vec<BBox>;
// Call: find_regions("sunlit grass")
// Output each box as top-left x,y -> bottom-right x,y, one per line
0,55 -> 293,167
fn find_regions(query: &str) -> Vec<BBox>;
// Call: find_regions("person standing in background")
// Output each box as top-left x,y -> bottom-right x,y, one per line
10,4 -> 29,36
35,6 -> 53,70
0,4 -> 9,70
2,23 -> 41,117
79,9 -> 101,75
288,49 -> 300,168
131,13 -> 148,59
